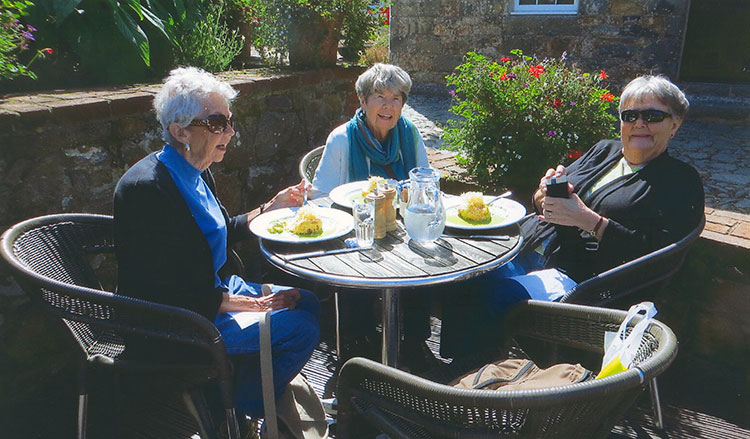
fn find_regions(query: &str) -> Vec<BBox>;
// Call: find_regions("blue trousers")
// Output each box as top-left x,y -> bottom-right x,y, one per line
439,251 -> 545,358
214,277 -> 321,418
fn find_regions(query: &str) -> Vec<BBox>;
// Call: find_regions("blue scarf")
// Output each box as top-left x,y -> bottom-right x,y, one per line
347,109 -> 419,181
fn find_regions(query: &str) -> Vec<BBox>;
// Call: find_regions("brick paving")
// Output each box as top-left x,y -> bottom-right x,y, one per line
405,93 -> 750,249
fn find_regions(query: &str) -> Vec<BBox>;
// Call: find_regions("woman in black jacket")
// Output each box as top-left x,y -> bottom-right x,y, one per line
114,67 -> 319,418
441,75 -> 704,358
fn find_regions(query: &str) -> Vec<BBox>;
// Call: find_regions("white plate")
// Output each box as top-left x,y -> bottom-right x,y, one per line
444,196 -> 527,230
329,179 -> 398,208
250,207 -> 353,243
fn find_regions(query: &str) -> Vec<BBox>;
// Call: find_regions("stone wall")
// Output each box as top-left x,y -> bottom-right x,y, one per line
0,67 -> 363,232
391,0 -> 689,88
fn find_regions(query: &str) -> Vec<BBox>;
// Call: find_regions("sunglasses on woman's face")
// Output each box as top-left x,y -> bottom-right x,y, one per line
620,109 -> 672,123
189,114 -> 233,134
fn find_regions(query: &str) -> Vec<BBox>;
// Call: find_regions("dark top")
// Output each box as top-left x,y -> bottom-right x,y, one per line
114,152 -> 252,320
521,139 -> 704,282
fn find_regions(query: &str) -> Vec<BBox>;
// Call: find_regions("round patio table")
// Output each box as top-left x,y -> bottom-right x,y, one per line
258,197 -> 523,368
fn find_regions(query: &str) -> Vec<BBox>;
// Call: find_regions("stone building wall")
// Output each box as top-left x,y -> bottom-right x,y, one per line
391,0 -> 689,89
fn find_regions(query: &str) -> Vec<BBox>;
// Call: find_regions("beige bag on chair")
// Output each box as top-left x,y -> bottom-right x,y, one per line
259,285 -> 328,439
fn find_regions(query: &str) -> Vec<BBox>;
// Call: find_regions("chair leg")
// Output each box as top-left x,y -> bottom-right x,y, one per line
649,378 -> 665,430
76,365 -> 87,439
225,408 -> 241,439
182,389 -> 217,439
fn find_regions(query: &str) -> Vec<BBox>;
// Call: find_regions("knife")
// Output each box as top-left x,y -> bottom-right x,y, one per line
442,234 -> 511,240
281,246 -> 373,261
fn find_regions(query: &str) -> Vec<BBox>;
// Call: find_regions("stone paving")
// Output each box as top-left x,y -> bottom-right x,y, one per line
404,92 -> 750,248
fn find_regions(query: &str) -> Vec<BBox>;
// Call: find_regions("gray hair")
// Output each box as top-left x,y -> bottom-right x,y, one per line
619,75 -> 689,119
355,63 -> 412,103
153,67 -> 238,145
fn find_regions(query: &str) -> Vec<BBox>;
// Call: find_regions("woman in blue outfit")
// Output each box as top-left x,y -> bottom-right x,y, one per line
114,67 -> 320,418
441,75 -> 704,358
310,63 -> 437,372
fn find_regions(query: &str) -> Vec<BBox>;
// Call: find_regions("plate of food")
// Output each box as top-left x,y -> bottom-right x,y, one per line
444,192 -> 527,230
329,177 -> 397,208
250,205 -> 353,243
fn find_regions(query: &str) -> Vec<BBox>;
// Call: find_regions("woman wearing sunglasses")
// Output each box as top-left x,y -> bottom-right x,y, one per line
113,67 -> 320,422
440,75 -> 704,358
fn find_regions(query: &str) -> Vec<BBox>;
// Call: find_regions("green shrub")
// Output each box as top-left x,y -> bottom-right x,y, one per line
444,50 -> 619,191
0,0 -> 36,80
17,0 -> 205,87
176,1 -> 242,72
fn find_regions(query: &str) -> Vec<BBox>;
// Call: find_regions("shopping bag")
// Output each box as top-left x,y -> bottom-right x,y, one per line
596,301 -> 657,380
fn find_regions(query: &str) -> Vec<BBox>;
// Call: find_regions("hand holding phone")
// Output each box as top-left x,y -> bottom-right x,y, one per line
545,175 -> 569,198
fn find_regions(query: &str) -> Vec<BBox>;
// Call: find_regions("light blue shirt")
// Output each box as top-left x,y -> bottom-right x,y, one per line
157,145 -> 227,287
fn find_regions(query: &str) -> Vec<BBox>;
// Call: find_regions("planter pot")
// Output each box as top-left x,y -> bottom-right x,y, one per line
288,13 -> 341,68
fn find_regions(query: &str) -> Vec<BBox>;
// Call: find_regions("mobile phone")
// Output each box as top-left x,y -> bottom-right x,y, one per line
546,175 -> 569,198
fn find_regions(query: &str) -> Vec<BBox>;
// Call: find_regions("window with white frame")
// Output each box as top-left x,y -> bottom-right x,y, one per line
514,0 -> 578,15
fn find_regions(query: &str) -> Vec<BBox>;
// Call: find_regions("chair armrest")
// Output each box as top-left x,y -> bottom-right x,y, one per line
560,216 -> 705,305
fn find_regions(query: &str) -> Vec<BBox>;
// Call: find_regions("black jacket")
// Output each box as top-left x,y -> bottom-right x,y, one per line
521,139 -> 704,282
114,152 -> 252,320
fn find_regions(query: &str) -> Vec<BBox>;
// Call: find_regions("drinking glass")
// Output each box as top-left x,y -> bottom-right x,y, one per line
352,199 -> 375,247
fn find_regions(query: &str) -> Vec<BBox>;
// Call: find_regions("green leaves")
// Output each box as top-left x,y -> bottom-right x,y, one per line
444,50 -> 619,191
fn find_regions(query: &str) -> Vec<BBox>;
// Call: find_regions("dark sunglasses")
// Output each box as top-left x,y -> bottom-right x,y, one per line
620,109 -> 672,123
189,114 -> 233,134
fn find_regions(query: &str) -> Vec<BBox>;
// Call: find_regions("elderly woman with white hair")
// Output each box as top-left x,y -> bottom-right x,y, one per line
440,75 -> 705,358
311,62 -> 429,194
311,63 -> 436,372
113,67 -> 320,419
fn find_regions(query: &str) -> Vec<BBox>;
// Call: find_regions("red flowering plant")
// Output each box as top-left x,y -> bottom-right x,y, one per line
444,49 -> 618,191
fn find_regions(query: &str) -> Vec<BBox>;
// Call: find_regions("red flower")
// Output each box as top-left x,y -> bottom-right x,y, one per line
567,149 -> 583,160
499,72 -> 508,81
600,92 -> 615,102
500,57 -> 511,62
380,7 -> 390,25
551,99 -> 562,107
41,47 -> 53,54
598,70 -> 608,79
528,65 -> 545,78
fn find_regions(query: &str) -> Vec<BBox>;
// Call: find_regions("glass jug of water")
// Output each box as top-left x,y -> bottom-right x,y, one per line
403,167 -> 446,244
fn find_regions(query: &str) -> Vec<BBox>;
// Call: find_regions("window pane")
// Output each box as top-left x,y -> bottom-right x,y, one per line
538,0 -> 556,4
519,0 -> 536,5
558,0 -> 575,4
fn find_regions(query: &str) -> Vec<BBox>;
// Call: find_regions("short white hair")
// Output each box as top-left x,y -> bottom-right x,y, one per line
355,63 -> 412,103
153,67 -> 238,145
619,75 -> 689,119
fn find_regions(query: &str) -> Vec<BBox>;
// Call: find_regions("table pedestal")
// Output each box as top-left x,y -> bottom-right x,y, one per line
381,288 -> 399,368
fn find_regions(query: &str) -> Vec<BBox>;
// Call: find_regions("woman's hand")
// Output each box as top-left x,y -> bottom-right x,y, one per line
540,193 -> 606,239
533,165 -> 566,213
264,180 -> 311,211
219,288 -> 301,313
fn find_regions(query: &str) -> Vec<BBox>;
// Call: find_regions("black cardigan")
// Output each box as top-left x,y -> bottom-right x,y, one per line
113,152 -> 252,321
521,139 -> 704,283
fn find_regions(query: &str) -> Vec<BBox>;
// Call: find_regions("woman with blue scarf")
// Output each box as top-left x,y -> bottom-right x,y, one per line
311,63 -> 429,195
311,64 -> 437,373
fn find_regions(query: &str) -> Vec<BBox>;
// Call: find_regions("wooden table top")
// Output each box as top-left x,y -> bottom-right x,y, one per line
258,198 -> 523,290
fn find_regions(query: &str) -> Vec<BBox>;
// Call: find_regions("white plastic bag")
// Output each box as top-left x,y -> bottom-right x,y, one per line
596,301 -> 657,379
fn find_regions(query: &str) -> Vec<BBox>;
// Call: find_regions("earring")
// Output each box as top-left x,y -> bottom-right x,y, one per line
185,143 -> 190,152
669,134 -> 674,139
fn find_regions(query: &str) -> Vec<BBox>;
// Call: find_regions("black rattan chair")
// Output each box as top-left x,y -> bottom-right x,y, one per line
337,300 -> 678,439
0,214 -> 241,439
299,145 -> 325,184
559,215 -> 704,429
